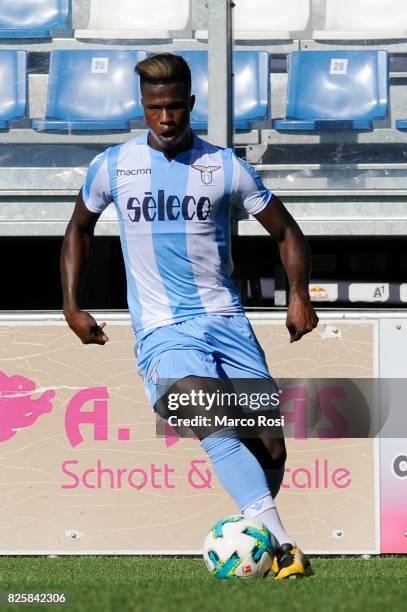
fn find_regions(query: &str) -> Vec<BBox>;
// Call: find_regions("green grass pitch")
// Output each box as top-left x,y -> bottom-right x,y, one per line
0,556 -> 405,611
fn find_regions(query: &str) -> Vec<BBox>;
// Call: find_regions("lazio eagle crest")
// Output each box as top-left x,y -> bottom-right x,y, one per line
192,164 -> 221,185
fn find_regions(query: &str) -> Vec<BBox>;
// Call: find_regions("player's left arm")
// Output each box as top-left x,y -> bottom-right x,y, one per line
254,195 -> 319,342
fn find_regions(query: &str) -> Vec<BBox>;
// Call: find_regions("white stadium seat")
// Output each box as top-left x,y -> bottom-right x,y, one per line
75,0 -> 191,40
313,0 -> 407,40
195,0 -> 310,40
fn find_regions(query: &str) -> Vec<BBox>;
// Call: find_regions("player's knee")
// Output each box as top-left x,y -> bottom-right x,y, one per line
157,375 -> 229,440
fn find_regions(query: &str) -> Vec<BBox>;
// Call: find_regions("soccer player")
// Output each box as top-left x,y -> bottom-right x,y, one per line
61,54 -> 318,579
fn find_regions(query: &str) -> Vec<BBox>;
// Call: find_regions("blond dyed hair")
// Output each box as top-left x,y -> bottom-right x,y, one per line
135,53 -> 191,89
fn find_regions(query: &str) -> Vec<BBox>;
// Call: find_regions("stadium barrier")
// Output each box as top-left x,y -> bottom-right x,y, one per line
0,311 -> 405,555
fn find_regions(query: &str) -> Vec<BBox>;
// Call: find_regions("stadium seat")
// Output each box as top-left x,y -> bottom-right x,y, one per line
177,51 -> 269,129
274,51 -> 388,131
0,51 -> 27,128
32,51 -> 147,131
196,0 -> 310,40
0,0 -> 69,39
75,0 -> 191,40
313,0 -> 407,40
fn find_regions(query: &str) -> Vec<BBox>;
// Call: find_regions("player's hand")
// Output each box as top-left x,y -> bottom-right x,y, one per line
64,309 -> 109,345
286,291 -> 318,343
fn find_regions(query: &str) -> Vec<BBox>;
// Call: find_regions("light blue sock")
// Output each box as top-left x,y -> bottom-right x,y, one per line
201,427 -> 270,510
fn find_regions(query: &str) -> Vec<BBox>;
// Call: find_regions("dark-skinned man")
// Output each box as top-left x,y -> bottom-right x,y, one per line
61,53 -> 318,579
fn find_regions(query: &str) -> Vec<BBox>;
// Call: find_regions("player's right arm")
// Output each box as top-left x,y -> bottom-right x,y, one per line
62,148 -> 113,344
60,189 -> 109,345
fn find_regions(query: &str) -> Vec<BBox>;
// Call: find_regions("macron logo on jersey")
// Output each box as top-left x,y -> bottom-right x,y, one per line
117,168 -> 151,176
126,190 -> 212,223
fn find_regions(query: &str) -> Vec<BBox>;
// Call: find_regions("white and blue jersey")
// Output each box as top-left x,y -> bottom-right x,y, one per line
82,131 -> 272,341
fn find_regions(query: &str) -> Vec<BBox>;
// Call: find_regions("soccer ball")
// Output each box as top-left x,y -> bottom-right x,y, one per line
203,515 -> 276,579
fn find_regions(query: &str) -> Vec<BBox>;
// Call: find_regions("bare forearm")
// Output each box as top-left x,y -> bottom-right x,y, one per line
279,225 -> 311,299
254,195 -> 318,341
60,191 -> 108,345
60,223 -> 93,315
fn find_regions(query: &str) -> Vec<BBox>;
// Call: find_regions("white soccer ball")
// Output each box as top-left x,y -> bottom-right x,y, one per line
203,515 -> 276,579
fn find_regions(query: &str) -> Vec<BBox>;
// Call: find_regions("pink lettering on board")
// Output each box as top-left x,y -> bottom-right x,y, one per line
65,387 -> 109,447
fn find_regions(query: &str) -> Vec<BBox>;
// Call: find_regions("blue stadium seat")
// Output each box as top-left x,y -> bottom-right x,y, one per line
178,51 -> 269,129
0,51 -> 27,128
0,0 -> 69,39
32,51 -> 147,131
396,118 -> 407,130
274,51 -> 388,131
